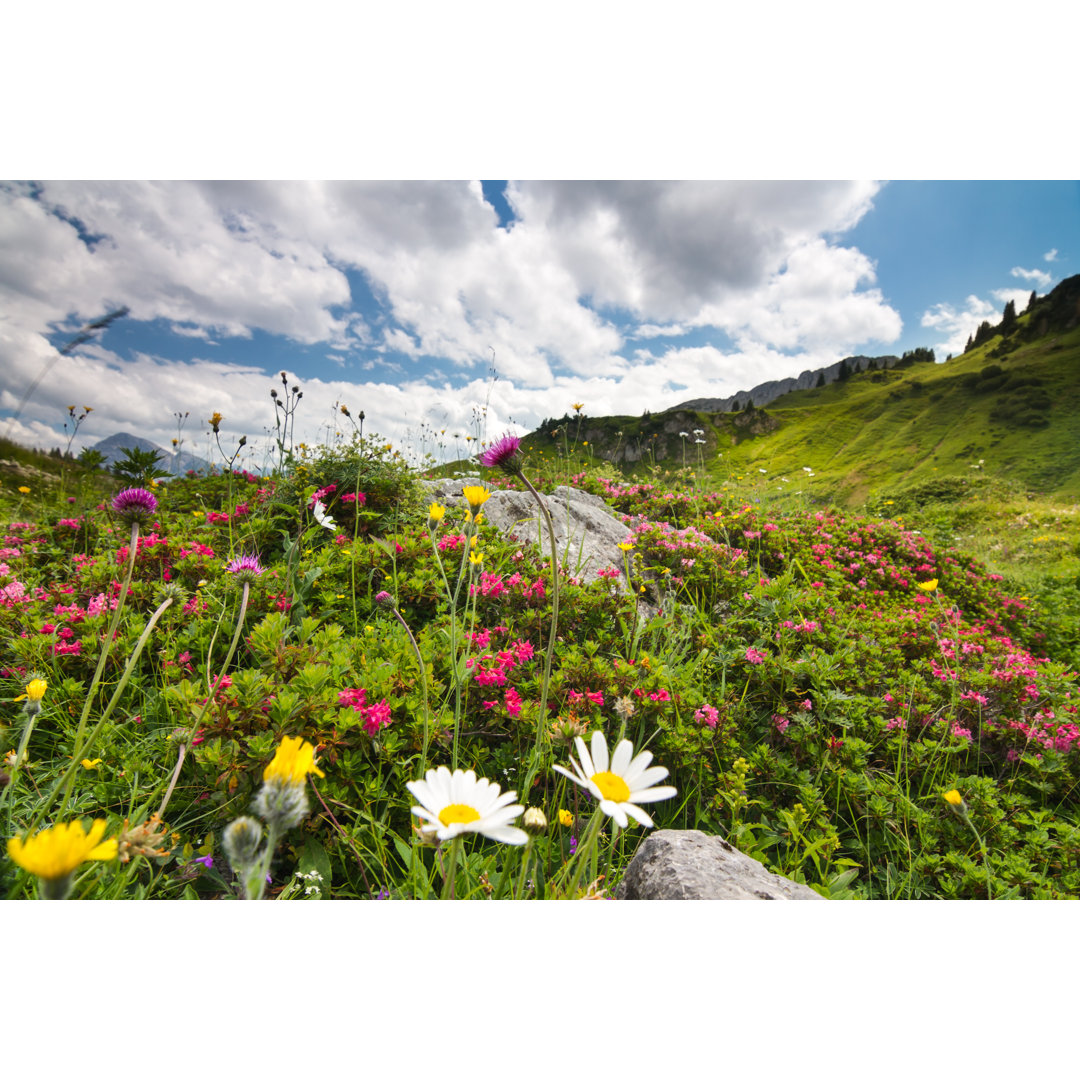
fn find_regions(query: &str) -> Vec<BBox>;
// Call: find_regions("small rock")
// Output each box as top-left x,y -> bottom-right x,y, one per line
615,829 -> 827,900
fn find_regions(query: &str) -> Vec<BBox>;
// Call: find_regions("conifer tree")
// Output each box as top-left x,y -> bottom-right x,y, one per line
1001,298 -> 1017,334
1026,289 -> 1037,313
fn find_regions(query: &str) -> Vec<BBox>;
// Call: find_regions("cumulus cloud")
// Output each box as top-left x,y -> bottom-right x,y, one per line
1044,248 -> 1059,262
1,179 -> 909,457
1011,265 -> 1052,288
920,294 -> 998,356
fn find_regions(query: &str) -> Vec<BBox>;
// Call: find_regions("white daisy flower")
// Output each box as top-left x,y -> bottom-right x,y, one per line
407,766 -> 528,845
553,731 -> 677,829
312,499 -> 337,531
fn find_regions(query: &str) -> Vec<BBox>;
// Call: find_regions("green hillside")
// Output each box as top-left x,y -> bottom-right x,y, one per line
528,275 -> 1080,508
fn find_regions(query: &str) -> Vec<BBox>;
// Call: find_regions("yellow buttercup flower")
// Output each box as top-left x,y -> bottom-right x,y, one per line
263,736 -> 325,785
462,486 -> 491,514
7,819 -> 118,881
917,579 -> 939,592
558,809 -> 574,827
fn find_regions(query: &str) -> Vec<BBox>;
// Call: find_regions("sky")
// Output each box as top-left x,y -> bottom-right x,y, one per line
1,179 -> 1076,470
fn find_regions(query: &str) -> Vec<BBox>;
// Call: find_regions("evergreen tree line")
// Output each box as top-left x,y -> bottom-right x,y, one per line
964,291 -> 1037,353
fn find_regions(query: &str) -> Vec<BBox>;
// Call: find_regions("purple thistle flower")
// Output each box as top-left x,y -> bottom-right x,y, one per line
225,553 -> 265,582
111,487 -> 158,525
374,590 -> 395,609
479,432 -> 523,476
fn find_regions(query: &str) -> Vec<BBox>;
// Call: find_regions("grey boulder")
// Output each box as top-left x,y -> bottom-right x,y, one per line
615,829 -> 827,900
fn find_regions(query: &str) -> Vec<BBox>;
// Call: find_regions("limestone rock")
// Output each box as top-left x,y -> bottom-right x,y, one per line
421,478 -> 634,586
615,829 -> 827,900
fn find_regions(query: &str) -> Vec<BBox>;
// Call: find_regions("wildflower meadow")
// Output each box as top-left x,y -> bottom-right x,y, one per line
3,415 -> 1080,901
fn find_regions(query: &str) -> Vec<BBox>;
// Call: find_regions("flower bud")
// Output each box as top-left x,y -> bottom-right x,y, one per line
253,778 -> 310,831
223,816 -> 264,870
523,808 -> 548,834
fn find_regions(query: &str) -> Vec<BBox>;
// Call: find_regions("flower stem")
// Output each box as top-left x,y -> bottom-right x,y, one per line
157,582 -> 252,820
389,605 -> 433,778
31,596 -> 175,832
518,473 -> 561,793
441,835 -> 463,900
63,520 -> 140,800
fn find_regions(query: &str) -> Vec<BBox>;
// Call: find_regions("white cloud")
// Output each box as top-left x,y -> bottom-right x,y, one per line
1,180 -> 912,457
920,294 -> 997,356
1044,248 -> 1059,262
1010,265 -> 1052,288
630,323 -> 689,339
992,287 -> 1035,312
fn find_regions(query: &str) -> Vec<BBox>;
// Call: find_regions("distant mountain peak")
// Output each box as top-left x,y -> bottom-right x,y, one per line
90,431 -> 210,475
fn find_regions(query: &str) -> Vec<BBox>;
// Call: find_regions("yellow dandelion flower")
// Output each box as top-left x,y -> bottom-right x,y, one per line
469,551 -> 484,566
263,736 -> 325,785
7,819 -> 118,881
18,486 -> 31,494
917,579 -> 938,592
943,789 -> 963,807
558,809 -> 574,827
15,678 -> 47,704
462,486 -> 491,514
428,503 -> 446,527
572,403 -> 584,412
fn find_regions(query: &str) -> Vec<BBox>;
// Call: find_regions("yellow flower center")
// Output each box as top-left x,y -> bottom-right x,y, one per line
591,771 -> 631,802
438,803 -> 481,826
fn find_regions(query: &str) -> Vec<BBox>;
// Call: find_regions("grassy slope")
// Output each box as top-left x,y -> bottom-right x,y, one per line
709,318 -> 1080,505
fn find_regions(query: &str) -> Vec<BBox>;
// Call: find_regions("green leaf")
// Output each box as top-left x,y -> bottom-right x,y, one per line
298,837 -> 333,889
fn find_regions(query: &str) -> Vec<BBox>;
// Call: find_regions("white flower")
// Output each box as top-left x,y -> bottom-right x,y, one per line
553,731 -> 677,829
407,766 -> 527,845
678,431 -> 689,438
312,499 -> 337,531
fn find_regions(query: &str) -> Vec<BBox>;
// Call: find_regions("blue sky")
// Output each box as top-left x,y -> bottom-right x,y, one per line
1,180 -> 1076,469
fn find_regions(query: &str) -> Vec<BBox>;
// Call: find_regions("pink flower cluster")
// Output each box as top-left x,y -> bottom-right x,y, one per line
308,484 -> 337,508
694,704 -> 719,729
466,636 -> 536,688
437,533 -> 466,552
567,689 -> 605,707
745,647 -> 768,664
338,687 -> 392,736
